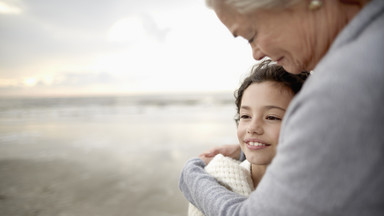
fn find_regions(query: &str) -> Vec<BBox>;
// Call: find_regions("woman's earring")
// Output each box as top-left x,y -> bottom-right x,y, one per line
309,0 -> 322,10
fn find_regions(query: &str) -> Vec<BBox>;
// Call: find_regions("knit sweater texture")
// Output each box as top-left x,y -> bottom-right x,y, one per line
188,154 -> 253,216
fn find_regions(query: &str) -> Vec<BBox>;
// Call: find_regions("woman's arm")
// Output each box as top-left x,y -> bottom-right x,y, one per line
179,158 -> 248,215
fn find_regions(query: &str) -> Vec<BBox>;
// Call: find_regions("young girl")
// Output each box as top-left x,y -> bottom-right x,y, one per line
188,60 -> 309,216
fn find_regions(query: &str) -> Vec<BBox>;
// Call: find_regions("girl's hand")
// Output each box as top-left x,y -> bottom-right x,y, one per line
199,144 -> 241,164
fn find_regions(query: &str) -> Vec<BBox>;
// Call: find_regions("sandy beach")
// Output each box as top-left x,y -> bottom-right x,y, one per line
0,94 -> 238,216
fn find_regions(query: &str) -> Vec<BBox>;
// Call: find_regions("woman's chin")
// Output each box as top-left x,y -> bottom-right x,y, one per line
282,64 -> 305,74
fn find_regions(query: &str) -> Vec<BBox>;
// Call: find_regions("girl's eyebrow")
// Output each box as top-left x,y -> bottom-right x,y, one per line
240,105 -> 286,111
265,105 -> 286,112
239,105 -> 251,110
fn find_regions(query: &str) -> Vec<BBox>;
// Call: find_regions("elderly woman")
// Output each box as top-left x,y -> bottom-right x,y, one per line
179,0 -> 384,215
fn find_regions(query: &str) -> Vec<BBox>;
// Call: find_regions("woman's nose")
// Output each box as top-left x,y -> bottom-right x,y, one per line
252,46 -> 266,61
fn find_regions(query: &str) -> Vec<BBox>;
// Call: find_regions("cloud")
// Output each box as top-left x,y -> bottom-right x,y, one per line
107,16 -> 147,43
52,72 -> 114,87
141,13 -> 171,43
0,0 -> 257,97
0,71 -> 114,88
0,1 -> 22,14
107,13 -> 171,44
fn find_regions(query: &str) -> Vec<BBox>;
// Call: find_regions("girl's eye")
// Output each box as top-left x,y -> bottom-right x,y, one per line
266,116 -> 281,121
240,115 -> 251,119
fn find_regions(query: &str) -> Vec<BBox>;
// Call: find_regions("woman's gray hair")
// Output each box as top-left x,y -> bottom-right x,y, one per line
206,0 -> 302,13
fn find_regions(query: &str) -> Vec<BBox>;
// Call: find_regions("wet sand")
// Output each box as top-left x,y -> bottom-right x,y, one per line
0,152 -> 187,216
0,96 -> 238,216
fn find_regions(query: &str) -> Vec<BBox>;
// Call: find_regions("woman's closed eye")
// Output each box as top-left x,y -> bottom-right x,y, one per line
248,37 -> 254,44
247,33 -> 256,44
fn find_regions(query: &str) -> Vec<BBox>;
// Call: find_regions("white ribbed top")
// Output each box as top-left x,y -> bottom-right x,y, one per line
188,154 -> 254,216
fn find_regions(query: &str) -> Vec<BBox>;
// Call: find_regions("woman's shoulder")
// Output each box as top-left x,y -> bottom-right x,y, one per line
324,0 -> 384,65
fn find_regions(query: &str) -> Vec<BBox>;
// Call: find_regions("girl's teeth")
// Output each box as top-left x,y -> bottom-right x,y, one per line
249,142 -> 265,146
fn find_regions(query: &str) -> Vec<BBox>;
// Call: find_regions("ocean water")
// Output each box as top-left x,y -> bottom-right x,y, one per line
0,93 -> 238,216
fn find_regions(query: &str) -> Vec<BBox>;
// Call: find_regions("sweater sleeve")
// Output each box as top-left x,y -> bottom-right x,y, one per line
187,155 -> 253,216
179,158 -> 248,216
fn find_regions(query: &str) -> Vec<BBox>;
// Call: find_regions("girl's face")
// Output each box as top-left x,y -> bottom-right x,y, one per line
237,81 -> 294,165
212,0 -> 322,74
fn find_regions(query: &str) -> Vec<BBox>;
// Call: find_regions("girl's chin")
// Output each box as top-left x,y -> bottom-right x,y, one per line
247,157 -> 273,165
249,160 -> 271,166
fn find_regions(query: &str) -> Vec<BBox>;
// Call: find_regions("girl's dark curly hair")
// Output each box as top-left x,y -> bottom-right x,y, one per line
234,60 -> 309,124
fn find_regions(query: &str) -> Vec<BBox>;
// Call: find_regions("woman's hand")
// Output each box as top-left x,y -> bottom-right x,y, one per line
199,144 -> 241,165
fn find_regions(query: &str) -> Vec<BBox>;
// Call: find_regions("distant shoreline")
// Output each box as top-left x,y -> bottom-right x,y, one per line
0,90 -> 235,99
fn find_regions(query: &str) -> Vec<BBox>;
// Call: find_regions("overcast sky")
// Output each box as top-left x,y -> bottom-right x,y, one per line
0,0 -> 255,97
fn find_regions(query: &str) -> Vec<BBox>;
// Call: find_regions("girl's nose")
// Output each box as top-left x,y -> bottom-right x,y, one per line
247,119 -> 263,135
